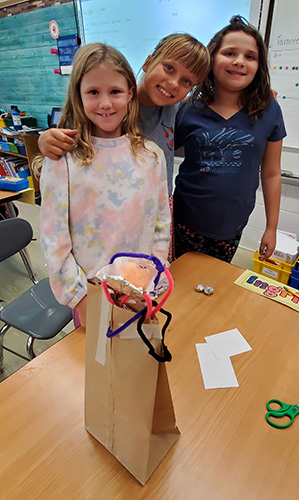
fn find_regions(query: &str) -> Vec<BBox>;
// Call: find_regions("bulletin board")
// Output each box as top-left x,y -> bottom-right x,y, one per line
269,0 -> 299,150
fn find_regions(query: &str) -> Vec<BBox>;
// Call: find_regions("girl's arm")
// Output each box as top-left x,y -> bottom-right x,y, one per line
152,155 -> 171,261
38,128 -> 77,160
40,157 -> 87,308
259,139 -> 282,260
74,295 -> 87,328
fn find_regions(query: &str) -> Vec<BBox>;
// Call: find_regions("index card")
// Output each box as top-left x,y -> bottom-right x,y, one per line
204,328 -> 252,360
195,343 -> 239,389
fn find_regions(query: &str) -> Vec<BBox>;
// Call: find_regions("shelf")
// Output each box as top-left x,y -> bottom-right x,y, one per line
0,132 -> 40,194
0,149 -> 27,159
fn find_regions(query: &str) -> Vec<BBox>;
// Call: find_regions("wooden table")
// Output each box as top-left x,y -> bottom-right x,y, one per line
0,253 -> 298,500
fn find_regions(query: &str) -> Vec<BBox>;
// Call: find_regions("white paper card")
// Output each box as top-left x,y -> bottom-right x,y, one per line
196,343 -> 239,389
95,293 -> 112,366
204,328 -> 252,360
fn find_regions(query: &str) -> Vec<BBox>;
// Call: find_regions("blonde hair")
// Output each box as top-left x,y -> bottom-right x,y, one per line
62,43 -> 154,165
144,33 -> 210,94
31,43 -> 153,176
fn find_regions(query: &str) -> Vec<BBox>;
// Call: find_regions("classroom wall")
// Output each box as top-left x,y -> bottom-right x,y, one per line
0,0 -> 72,16
240,176 -> 299,252
1,0 -> 298,247
0,1 -> 77,128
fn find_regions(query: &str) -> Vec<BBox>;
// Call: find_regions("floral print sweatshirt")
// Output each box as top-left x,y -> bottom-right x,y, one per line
40,135 -> 170,308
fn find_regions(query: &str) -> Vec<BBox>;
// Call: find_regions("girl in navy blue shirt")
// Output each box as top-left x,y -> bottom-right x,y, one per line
174,16 -> 286,263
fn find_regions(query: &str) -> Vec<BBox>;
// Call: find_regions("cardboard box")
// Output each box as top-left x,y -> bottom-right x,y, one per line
272,231 -> 299,264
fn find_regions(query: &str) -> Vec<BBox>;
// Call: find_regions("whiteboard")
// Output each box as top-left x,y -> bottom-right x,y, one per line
269,0 -> 299,150
77,0 -> 260,78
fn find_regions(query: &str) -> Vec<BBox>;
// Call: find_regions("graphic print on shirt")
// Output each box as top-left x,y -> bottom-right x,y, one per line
161,120 -> 174,150
194,127 -> 254,173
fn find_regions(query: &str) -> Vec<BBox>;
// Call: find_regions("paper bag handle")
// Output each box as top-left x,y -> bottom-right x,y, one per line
106,307 -> 146,338
136,302 -> 172,363
106,303 -> 173,363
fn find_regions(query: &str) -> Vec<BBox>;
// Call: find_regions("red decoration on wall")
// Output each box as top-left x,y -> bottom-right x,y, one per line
49,20 -> 59,40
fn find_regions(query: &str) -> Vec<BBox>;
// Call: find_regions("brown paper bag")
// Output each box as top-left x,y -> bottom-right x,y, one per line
85,282 -> 180,484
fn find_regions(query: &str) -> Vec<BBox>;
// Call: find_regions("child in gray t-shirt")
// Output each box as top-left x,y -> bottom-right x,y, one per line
38,34 -> 210,196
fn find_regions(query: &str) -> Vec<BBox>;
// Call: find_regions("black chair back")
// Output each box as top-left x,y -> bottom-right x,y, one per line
0,218 -> 33,263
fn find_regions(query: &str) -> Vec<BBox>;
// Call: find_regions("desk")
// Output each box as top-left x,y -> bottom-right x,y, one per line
0,187 -> 35,215
0,253 -> 298,500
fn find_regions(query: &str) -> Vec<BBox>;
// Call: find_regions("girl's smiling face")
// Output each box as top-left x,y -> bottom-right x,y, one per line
140,58 -> 198,107
80,63 -> 133,138
212,31 -> 259,95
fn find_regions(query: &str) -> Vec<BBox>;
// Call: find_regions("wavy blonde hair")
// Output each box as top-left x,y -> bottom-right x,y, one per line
61,43 -> 154,165
32,43 -> 154,176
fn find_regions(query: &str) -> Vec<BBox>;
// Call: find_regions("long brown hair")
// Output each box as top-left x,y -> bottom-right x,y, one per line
198,16 -> 272,120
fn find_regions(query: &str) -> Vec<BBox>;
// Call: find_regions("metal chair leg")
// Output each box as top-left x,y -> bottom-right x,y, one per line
0,323 -> 11,373
0,323 -> 33,371
4,201 -> 38,284
27,336 -> 36,360
19,248 -> 38,284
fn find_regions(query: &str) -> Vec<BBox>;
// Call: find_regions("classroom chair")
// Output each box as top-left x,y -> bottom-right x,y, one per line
0,200 -> 38,283
0,217 -> 73,373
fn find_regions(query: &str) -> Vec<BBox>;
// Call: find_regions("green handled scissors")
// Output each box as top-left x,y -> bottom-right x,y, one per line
266,399 -> 299,429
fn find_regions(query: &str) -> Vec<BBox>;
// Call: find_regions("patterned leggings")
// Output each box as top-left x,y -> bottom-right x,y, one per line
174,222 -> 242,263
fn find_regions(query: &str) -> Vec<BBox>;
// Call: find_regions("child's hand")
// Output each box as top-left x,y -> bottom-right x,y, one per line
271,88 -> 278,101
38,128 -> 77,160
259,228 -> 276,260
74,295 -> 87,328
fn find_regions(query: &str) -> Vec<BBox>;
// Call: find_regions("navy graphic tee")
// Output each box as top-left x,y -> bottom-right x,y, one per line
174,98 -> 286,239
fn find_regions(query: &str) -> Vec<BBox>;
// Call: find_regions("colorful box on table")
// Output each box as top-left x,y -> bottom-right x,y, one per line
253,250 -> 299,285
0,176 -> 29,191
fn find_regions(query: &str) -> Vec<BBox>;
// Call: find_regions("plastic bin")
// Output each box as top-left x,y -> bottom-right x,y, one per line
0,176 -> 29,191
0,140 -> 10,151
253,250 -> 299,284
17,144 -> 26,155
7,142 -> 19,153
4,116 -> 37,128
16,167 -> 31,179
289,265 -> 299,290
